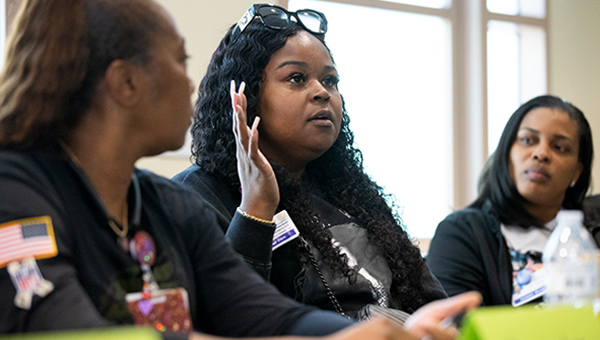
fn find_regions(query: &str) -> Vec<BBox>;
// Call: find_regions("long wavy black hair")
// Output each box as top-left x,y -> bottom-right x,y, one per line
472,95 -> 593,228
191,19 -> 429,312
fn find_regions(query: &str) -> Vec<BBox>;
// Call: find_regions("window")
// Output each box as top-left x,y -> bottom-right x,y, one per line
487,0 -> 545,18
287,0 -> 548,238
380,0 -> 450,8
288,0 -> 454,238
485,0 -> 547,155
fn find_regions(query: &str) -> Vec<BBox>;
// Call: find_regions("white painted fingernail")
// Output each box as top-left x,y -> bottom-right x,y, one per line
230,80 -> 236,111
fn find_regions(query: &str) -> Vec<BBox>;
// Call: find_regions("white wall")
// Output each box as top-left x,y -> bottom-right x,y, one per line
549,0 -> 600,195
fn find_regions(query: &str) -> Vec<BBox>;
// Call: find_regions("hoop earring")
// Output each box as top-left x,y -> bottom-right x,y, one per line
570,180 -> 577,188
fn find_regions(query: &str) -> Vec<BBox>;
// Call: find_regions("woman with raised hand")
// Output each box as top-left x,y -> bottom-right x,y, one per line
427,95 -> 593,307
174,4 -> 478,331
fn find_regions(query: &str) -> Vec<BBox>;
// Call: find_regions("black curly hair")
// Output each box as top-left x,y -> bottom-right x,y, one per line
191,19 -> 430,313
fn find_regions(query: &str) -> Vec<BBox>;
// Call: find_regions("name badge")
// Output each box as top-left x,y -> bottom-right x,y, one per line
512,266 -> 546,307
126,287 -> 192,334
272,210 -> 300,250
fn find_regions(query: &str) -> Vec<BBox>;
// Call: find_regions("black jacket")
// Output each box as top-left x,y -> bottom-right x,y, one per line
173,164 -> 447,315
428,197 -> 600,307
426,200 -> 513,306
0,147 -> 353,337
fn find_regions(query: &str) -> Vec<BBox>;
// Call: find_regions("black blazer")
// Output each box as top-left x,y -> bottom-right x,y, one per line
426,200 -> 513,306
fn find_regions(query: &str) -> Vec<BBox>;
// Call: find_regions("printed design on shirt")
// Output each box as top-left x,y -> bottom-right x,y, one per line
510,248 -> 546,306
0,216 -> 57,268
328,208 -> 391,307
8,257 -> 55,309
306,198 -> 393,310
333,239 -> 390,308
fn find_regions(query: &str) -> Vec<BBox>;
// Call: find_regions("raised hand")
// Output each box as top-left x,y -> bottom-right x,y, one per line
230,80 -> 279,221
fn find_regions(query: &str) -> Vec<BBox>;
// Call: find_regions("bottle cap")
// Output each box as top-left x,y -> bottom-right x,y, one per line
556,210 -> 584,223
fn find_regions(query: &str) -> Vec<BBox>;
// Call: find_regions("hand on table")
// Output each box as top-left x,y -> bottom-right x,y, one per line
404,291 -> 482,340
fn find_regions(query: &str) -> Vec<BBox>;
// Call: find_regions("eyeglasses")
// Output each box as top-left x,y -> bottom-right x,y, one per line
231,3 -> 327,42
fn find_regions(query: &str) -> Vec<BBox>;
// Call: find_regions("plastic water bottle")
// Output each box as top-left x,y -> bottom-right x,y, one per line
542,210 -> 599,307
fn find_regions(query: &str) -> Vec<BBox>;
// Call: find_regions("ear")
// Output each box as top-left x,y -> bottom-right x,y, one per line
103,59 -> 151,108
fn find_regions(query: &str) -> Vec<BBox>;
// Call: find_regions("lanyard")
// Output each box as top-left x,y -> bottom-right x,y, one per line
62,151 -> 158,296
63,153 -> 141,248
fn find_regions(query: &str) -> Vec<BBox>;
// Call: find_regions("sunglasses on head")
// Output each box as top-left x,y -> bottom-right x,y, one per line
231,3 -> 328,42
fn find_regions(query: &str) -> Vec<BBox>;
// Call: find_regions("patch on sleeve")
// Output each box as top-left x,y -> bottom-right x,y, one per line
0,216 -> 58,268
8,257 -> 54,309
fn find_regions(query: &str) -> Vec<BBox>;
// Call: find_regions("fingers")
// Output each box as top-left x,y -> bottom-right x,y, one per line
230,79 -> 268,169
230,80 -> 246,118
230,80 -> 249,152
418,291 -> 481,318
424,324 -> 458,340
404,291 -> 481,339
230,79 -> 237,113
230,80 -> 279,219
438,291 -> 482,315
230,80 -> 240,137
238,81 -> 246,107
248,116 -> 261,160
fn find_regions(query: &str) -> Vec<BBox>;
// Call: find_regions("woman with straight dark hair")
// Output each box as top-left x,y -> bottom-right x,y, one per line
427,95 -> 594,306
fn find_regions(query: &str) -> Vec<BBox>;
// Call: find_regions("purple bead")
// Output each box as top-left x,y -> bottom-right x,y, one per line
130,231 -> 156,266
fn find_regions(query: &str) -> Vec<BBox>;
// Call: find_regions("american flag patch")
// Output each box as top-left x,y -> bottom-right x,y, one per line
0,216 -> 57,268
